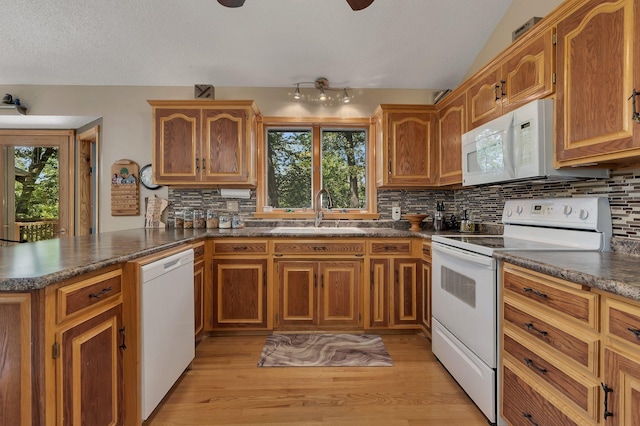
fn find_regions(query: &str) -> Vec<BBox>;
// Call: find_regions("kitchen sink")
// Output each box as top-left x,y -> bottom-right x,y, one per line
269,226 -> 367,234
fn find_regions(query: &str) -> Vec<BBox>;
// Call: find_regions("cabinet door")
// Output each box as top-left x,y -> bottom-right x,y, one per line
212,259 -> 267,329
501,27 -> 555,113
194,256 -> 205,339
421,260 -> 431,333
58,304 -> 124,426
0,294 -> 31,426
392,258 -> 421,326
153,108 -> 200,183
437,91 -> 465,185
369,259 -> 390,328
277,261 -> 317,328
386,110 -> 437,186
467,66 -> 502,129
202,107 -> 252,184
319,261 -> 361,327
556,0 -> 640,166
603,348 -> 640,425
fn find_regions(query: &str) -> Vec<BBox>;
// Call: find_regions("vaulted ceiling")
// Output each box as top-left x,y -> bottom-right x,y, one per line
1,0 -> 512,90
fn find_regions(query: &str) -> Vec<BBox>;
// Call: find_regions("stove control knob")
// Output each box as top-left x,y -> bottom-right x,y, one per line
505,208 -> 513,217
516,205 -> 524,215
563,205 -> 573,216
579,209 -> 589,220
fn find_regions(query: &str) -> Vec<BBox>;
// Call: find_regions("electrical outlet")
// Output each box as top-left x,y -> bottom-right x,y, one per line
226,201 -> 239,212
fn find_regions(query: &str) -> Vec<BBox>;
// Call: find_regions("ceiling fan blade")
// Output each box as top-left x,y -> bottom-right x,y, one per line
217,0 -> 245,8
346,0 -> 374,11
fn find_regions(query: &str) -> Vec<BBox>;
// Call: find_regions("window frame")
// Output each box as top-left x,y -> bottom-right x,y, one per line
255,116 -> 378,219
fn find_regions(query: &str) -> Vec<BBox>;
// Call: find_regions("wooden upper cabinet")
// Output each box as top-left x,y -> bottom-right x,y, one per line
373,104 -> 438,188
466,66 -> 504,129
149,100 -> 259,187
555,0 -> 640,166
153,107 -> 200,184
501,27 -> 555,113
436,91 -> 466,185
466,27 -> 555,130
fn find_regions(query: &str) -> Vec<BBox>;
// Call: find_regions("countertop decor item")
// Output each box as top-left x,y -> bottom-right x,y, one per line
403,214 -> 429,231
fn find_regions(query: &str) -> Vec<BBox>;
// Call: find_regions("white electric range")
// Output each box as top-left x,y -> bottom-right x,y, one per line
430,197 -> 612,425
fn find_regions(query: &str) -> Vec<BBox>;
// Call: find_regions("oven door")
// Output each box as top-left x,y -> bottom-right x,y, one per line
432,242 -> 497,367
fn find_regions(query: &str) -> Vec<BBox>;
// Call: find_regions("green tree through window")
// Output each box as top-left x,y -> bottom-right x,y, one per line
266,127 -> 367,210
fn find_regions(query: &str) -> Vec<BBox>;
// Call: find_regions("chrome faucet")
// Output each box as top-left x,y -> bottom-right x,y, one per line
314,188 -> 334,227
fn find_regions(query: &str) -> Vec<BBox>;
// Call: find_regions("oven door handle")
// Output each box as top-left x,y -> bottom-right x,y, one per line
433,243 -> 496,268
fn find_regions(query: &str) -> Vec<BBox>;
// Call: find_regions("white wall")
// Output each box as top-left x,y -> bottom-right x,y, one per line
464,0 -> 564,79
2,85 -> 435,232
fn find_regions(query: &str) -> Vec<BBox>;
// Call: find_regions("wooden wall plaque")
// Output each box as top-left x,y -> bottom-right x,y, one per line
111,159 -> 140,216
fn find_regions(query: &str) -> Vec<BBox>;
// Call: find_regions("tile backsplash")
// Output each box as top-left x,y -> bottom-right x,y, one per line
169,166 -> 640,240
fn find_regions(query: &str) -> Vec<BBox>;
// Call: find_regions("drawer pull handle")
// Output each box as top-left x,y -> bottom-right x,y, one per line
601,383 -> 614,420
524,322 -> 548,337
89,286 -> 113,299
522,287 -> 547,299
522,413 -> 538,426
233,246 -> 248,251
524,358 -> 547,374
627,327 -> 640,340
313,246 -> 327,251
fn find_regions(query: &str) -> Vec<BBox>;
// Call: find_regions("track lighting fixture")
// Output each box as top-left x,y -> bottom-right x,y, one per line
292,78 -> 352,103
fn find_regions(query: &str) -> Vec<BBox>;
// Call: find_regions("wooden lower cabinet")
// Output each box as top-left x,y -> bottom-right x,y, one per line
46,267 -> 125,426
212,258 -> 268,329
0,293 -> 31,426
421,258 -> 431,335
276,260 -> 361,329
367,257 -> 421,329
602,347 -> 640,425
57,304 -> 124,426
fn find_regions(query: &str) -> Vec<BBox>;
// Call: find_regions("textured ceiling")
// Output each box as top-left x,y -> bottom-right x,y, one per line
0,0 -> 512,90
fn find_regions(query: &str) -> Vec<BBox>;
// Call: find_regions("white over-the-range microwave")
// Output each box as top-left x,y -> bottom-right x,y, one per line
462,99 -> 609,186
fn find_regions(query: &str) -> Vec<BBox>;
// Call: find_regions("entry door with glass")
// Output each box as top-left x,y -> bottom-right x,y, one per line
0,130 -> 74,244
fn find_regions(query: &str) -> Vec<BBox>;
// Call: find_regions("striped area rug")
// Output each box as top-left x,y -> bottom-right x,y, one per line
257,334 -> 393,367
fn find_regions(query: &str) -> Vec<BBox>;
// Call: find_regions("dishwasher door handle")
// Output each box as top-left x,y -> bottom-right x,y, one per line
162,258 -> 183,272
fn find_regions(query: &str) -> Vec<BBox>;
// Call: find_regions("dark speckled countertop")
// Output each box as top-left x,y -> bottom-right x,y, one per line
3,226 -> 640,303
494,251 -> 640,301
0,226 -> 435,291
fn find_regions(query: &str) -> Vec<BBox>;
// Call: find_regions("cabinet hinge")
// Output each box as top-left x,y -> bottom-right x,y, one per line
552,33 -> 557,45
552,73 -> 556,84
275,313 -> 279,322
52,342 -> 60,359
359,313 -> 362,322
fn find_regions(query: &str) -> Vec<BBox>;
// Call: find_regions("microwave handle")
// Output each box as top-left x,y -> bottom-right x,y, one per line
503,114 -> 516,179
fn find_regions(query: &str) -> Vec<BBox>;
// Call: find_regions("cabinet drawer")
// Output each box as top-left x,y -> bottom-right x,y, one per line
370,241 -> 411,255
503,264 -> 598,330
605,297 -> 640,350
192,241 -> 205,258
504,297 -> 599,374
273,241 -> 365,255
213,240 -> 267,254
422,242 -> 431,260
57,269 -> 122,323
502,361 -> 582,426
504,327 -> 598,420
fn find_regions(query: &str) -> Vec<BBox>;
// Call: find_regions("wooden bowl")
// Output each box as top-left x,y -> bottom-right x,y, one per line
402,214 -> 429,231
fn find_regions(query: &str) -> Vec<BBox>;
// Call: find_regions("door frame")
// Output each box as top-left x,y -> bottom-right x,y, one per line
77,126 -> 100,235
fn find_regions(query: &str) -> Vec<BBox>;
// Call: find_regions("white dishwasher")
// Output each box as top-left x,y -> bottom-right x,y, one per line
141,248 -> 195,420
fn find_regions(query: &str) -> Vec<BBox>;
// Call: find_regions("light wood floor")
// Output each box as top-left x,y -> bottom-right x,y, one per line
144,334 -> 488,425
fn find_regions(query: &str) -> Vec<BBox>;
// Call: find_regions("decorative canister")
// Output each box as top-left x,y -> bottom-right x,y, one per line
206,209 -> 219,228
183,207 -> 194,229
193,209 -> 206,229
218,214 -> 232,229
174,209 -> 184,229
232,214 -> 244,229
